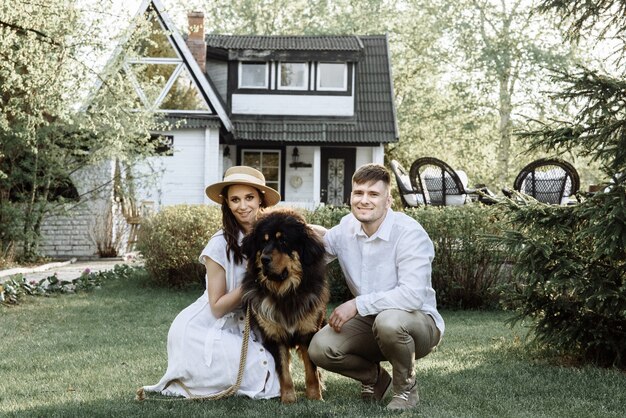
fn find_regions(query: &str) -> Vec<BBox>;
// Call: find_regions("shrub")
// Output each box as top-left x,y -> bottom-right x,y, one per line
136,203 -> 508,309
405,205 -> 510,309
495,191 -> 626,369
136,205 -> 221,287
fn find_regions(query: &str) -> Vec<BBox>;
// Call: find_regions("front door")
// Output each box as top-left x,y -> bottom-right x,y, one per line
320,148 -> 356,205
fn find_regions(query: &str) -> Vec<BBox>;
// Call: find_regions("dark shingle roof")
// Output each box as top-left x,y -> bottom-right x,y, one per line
205,35 -> 363,51
160,114 -> 222,129
230,35 -> 398,144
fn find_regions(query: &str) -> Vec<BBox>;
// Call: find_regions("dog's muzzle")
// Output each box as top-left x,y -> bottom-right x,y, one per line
260,253 -> 289,282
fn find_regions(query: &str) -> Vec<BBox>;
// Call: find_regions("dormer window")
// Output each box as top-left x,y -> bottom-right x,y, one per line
278,62 -> 308,90
317,62 -> 348,91
239,62 -> 268,88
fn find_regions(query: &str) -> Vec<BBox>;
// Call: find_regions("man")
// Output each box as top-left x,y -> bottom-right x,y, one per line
308,163 -> 444,411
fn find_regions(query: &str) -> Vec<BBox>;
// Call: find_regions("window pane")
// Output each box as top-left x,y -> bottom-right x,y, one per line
242,150 -> 281,193
262,152 -> 279,167
241,63 -> 267,88
279,63 -> 307,89
243,152 -> 261,167
318,63 -> 346,90
263,167 -> 279,182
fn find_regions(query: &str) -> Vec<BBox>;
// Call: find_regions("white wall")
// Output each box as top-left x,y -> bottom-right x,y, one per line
134,127 -> 221,209
232,94 -> 355,116
283,146 -> 316,205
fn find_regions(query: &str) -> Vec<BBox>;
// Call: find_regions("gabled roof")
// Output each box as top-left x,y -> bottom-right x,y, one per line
143,0 -> 232,131
91,0 -> 233,132
225,35 -> 398,145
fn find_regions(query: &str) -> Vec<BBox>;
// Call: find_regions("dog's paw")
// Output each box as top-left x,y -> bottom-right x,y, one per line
305,387 -> 323,401
135,387 -> 146,401
281,391 -> 297,404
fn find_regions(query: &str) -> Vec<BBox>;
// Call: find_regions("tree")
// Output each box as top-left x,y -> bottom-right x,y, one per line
495,0 -> 626,368
443,0 -> 576,186
0,0 -> 160,262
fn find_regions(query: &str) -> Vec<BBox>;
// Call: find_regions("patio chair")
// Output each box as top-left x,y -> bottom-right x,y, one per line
512,158 -> 580,204
390,159 -> 429,207
408,157 -> 474,206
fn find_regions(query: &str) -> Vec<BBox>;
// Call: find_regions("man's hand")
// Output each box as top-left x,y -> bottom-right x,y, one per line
328,299 -> 357,332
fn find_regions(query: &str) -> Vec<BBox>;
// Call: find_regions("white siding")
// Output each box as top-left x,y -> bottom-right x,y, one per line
134,127 -> 221,209
232,94 -> 354,116
283,146 -> 315,203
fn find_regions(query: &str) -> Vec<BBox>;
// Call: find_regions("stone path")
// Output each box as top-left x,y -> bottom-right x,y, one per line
0,258 -> 139,284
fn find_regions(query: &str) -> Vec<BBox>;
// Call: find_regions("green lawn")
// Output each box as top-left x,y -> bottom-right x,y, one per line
1,271 -> 625,417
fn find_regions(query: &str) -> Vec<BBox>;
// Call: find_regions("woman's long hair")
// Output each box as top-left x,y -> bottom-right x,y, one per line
220,185 -> 266,264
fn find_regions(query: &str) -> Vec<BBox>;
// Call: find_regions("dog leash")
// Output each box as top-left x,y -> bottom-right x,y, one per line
135,304 -> 252,402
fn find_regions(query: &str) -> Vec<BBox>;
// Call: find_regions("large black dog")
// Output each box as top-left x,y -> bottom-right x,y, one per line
241,208 -> 329,404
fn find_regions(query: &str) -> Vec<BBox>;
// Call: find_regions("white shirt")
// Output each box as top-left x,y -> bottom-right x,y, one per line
325,209 -> 445,337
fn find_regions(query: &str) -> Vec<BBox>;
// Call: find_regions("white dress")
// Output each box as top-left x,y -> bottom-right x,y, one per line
142,230 -> 280,399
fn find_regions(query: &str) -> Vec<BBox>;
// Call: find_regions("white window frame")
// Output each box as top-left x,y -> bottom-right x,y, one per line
316,62 -> 348,91
277,62 -> 309,91
241,149 -> 282,192
239,62 -> 269,89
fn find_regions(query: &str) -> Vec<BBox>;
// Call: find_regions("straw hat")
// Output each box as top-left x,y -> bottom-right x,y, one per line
205,166 -> 281,206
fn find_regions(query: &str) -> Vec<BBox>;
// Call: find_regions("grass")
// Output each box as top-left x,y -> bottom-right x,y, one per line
1,270 -> 625,418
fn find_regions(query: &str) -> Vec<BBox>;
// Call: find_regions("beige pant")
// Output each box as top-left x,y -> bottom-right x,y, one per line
308,309 -> 440,393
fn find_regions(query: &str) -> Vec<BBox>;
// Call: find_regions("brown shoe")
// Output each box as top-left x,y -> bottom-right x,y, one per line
386,380 -> 419,410
361,365 -> 392,402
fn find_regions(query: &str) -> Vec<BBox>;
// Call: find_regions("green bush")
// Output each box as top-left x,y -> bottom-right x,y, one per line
136,204 -> 222,287
496,191 -> 626,369
405,205 -> 510,309
136,203 -> 507,309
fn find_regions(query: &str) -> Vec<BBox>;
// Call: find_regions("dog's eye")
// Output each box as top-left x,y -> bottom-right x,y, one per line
274,232 -> 287,244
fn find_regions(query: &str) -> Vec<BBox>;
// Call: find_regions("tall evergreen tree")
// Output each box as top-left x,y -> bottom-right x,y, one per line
496,0 -> 626,368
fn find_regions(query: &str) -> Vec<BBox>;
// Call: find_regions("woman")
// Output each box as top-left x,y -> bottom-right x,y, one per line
141,166 -> 282,399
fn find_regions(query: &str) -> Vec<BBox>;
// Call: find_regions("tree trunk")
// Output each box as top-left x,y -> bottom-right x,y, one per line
22,149 -> 40,260
497,74 -> 512,186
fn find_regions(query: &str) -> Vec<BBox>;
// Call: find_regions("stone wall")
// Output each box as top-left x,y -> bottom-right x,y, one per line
39,203 -> 100,259
38,161 -> 125,260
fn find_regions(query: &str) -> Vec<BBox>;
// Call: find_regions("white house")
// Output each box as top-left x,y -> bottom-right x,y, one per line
39,0 -> 399,258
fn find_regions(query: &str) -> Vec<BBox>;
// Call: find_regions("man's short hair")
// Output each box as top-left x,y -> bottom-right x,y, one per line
352,163 -> 391,186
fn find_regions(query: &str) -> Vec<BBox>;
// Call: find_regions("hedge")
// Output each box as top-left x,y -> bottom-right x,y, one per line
136,203 -> 508,308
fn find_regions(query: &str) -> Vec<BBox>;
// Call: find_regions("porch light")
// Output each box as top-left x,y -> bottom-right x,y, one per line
289,147 -> 312,169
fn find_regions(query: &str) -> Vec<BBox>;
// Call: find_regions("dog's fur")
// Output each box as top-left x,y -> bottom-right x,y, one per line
241,208 -> 329,404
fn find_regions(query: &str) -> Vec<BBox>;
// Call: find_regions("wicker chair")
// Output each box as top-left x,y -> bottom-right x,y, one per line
408,157 -> 472,206
513,158 -> 580,204
390,159 -> 429,207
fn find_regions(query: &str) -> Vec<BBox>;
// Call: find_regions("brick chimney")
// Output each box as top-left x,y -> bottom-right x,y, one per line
186,11 -> 206,72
